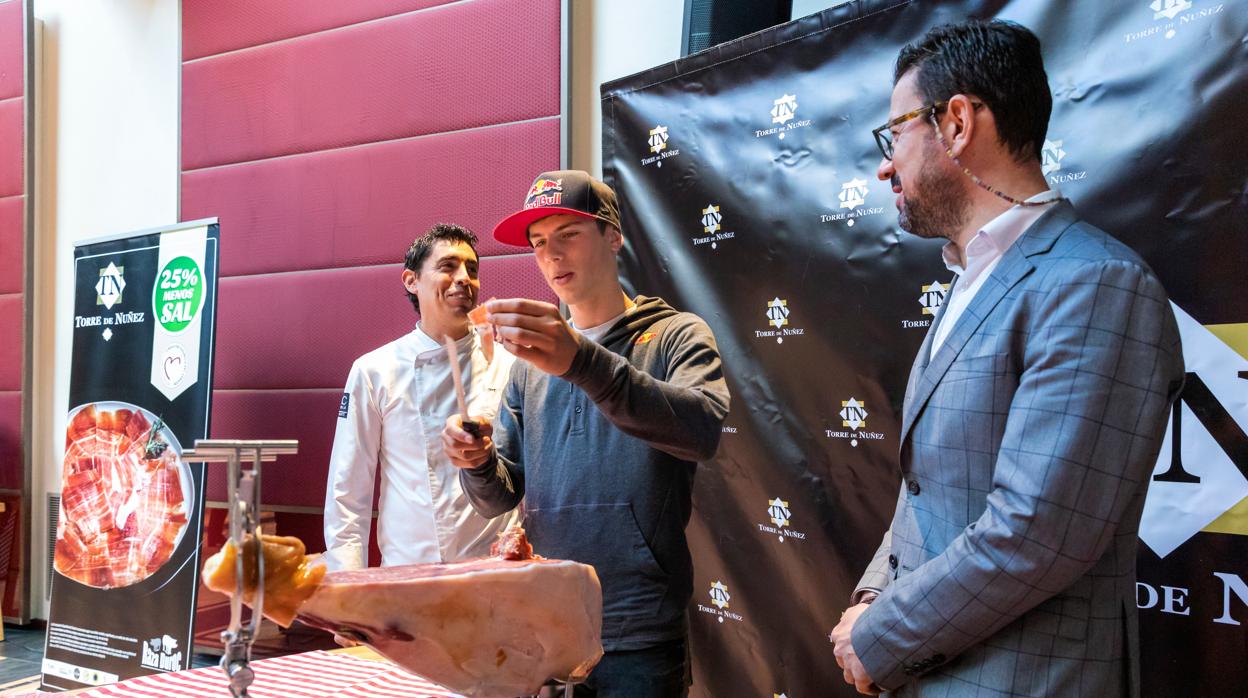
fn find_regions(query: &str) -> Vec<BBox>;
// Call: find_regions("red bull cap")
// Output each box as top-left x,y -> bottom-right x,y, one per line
492,170 -> 623,247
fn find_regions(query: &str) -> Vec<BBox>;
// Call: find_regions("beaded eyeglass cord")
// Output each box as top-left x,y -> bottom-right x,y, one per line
927,110 -> 1065,208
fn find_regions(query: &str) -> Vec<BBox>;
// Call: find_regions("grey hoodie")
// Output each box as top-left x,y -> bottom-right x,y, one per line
460,295 -> 731,652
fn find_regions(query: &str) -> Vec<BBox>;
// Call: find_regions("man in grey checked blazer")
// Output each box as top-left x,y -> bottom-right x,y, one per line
830,20 -> 1185,697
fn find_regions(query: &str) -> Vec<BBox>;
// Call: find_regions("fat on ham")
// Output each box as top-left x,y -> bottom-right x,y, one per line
201,526 -> 602,698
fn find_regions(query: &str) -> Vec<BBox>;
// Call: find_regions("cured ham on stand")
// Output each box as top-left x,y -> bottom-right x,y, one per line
202,526 -> 603,698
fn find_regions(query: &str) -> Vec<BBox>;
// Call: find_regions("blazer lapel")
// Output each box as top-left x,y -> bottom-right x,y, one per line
898,202 -> 1078,445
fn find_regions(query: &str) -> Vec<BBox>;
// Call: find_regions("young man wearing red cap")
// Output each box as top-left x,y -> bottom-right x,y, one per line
443,170 -> 731,696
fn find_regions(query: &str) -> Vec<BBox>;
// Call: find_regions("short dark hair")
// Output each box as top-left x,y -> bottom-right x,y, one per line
895,20 -> 1051,162
403,223 -> 479,313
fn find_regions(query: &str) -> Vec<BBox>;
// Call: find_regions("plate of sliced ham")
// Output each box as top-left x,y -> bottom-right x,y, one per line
55,401 -> 193,589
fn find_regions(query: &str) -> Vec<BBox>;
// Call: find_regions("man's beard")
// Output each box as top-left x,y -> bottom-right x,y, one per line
896,151 -> 969,240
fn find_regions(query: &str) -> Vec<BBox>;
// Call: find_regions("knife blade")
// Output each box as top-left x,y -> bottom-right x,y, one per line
444,335 -> 482,438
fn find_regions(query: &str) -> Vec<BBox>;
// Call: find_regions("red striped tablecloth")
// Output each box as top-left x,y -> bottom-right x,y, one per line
72,650 -> 463,698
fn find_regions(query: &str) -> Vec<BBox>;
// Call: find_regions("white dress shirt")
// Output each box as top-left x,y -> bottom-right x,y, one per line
930,190 -> 1062,360
323,325 -> 518,570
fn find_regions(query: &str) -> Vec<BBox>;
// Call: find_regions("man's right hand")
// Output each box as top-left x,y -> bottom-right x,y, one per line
443,414 -> 494,469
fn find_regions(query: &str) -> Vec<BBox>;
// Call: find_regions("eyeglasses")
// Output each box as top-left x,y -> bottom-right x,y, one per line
872,100 -> 987,161
871,101 -> 948,161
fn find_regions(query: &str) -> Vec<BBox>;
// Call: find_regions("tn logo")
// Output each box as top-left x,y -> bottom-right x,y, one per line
1151,0 -> 1192,20
766,298 -> 789,329
709,581 -> 731,610
840,398 -> 868,431
648,125 -> 669,154
771,94 -> 797,124
95,262 -> 126,310
839,178 -> 869,210
701,204 -> 721,234
1041,138 -> 1067,176
919,281 -> 949,316
768,497 -> 791,528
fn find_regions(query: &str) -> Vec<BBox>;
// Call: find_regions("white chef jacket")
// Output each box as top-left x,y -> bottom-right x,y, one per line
323,325 -> 518,570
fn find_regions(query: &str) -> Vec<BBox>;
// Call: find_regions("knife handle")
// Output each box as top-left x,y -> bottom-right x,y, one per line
462,419 -> 482,439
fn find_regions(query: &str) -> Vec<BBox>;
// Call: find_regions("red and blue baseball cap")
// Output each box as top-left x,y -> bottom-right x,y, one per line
492,170 -> 622,247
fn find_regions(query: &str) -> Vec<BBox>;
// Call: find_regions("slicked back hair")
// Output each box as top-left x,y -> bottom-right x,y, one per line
403,223 -> 479,314
896,19 -> 1052,163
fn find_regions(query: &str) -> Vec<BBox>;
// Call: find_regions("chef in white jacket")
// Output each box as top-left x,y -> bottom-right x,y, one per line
323,223 -> 518,570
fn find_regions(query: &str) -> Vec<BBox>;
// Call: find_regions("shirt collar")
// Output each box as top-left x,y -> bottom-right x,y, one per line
411,323 -> 475,364
942,189 -> 1061,276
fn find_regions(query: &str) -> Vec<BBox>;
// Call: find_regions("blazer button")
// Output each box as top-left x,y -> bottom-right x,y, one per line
888,554 -> 898,569
907,478 -> 921,496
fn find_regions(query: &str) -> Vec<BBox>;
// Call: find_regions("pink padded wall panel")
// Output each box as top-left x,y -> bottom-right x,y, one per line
475,255 -> 558,309
0,293 -> 19,389
0,391 -> 18,489
180,117 -> 558,277
0,195 -> 20,294
205,389 -> 341,505
213,266 -> 416,392
182,0 -> 561,170
0,0 -> 21,100
183,0 -> 456,61
0,97 -> 22,198
213,256 -> 555,391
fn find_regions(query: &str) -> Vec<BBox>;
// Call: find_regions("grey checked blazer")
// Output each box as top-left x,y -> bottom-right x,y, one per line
851,202 -> 1184,697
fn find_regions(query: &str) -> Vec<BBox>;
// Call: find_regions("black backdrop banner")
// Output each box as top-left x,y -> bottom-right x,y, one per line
42,221 -> 220,691
601,1 -> 1247,696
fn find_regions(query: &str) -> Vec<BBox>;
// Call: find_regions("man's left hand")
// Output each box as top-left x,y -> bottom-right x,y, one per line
484,298 -> 580,376
832,603 -> 881,695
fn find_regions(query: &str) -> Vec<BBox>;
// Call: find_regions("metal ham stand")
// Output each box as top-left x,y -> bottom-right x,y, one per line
182,439 -> 299,698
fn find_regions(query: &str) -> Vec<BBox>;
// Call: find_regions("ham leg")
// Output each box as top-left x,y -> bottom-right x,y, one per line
202,528 -> 602,698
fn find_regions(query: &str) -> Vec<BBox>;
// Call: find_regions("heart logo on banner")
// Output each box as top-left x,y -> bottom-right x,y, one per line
161,345 -> 187,386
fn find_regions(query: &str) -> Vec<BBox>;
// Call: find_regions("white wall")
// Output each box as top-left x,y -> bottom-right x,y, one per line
28,0 -> 179,620
568,0 -> 684,177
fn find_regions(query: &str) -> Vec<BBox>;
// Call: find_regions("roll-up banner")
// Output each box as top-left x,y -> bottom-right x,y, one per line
42,220 -> 220,691
602,1 -> 1245,696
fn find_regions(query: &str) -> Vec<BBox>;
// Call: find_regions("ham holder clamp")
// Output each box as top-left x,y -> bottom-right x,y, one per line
183,439 -> 299,698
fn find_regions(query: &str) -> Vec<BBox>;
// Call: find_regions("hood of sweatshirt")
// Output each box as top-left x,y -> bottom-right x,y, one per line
596,295 -> 680,347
